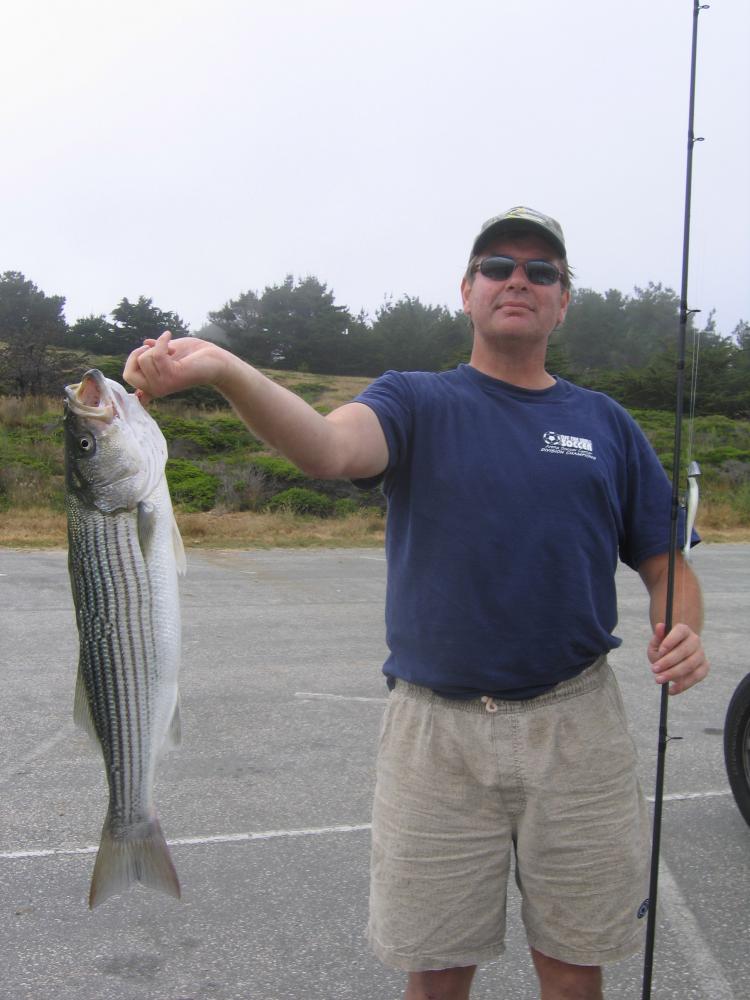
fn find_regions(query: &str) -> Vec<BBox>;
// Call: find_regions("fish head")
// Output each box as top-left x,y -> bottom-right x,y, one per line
64,370 -> 168,513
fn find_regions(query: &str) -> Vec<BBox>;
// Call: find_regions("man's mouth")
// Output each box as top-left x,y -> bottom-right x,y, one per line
497,300 -> 533,311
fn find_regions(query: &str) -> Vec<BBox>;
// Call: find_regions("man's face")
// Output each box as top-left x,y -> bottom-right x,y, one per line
460,232 -> 570,346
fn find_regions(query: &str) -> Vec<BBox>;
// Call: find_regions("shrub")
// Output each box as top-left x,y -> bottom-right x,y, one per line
333,497 -> 359,517
266,487 -> 333,516
248,455 -> 306,483
720,460 -> 750,486
700,447 -> 750,465
156,412 -> 259,455
165,459 -> 218,511
285,381 -> 332,404
0,463 -> 64,510
730,482 -> 750,520
211,463 -> 268,512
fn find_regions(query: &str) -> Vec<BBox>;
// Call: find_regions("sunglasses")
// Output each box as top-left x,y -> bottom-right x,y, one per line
474,255 -> 563,286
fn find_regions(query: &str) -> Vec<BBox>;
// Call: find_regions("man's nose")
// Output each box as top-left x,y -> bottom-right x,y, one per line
505,262 -> 528,286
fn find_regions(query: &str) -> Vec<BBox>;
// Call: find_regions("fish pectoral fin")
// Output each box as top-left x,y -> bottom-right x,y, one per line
172,515 -> 187,576
137,501 -> 157,558
167,695 -> 182,748
88,813 -> 181,909
73,667 -> 99,745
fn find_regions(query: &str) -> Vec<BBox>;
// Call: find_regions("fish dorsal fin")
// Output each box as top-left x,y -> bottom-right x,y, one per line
137,501 -> 157,558
172,515 -> 186,576
73,665 -> 99,747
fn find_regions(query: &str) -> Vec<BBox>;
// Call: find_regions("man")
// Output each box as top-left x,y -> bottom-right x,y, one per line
124,207 -> 708,1000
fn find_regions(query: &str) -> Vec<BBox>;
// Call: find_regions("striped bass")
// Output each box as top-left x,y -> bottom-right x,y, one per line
64,369 -> 186,908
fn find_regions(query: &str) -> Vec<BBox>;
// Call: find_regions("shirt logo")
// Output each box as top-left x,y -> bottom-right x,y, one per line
541,431 -> 596,460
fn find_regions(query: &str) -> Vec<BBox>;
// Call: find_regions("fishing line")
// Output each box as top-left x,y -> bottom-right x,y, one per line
686,321 -> 701,463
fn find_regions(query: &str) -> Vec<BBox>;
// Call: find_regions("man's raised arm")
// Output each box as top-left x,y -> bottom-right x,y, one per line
123,331 -> 388,481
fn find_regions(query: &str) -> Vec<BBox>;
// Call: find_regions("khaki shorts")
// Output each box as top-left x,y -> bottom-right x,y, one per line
368,657 -> 651,972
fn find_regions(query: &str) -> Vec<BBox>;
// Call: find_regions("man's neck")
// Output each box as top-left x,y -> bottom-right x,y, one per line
468,345 -> 555,390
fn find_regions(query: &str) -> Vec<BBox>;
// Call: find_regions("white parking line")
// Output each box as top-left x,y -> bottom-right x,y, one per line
657,860 -> 736,1000
646,789 -> 731,802
0,822 -> 373,861
294,691 -> 388,703
1,789 -> 731,863
0,800 -> 737,995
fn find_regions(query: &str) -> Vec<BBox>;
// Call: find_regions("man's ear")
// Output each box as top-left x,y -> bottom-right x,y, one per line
460,276 -> 472,317
557,288 -> 571,327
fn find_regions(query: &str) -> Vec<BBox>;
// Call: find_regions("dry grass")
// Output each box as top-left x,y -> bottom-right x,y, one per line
176,509 -> 385,548
1,500 -> 746,550
694,500 -> 750,542
0,507 -> 385,550
258,369 -> 371,412
0,394 -> 61,424
0,508 -> 68,548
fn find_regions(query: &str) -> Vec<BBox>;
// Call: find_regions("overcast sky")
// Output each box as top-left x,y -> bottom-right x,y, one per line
2,0 -> 748,339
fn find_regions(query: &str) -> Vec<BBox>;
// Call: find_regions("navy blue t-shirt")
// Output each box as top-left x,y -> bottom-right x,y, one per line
355,364 -> 694,698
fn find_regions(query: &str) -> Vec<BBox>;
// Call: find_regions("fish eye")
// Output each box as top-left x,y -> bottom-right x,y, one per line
78,435 -> 95,453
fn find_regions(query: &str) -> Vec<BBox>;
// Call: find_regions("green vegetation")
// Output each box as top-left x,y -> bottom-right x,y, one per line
165,459 -> 219,512
1,383 -> 748,545
246,455 -> 306,482
2,265 -> 747,545
152,409 -> 261,456
629,409 -> 750,521
267,487 -> 334,517
0,387 -> 385,527
285,380 -> 333,404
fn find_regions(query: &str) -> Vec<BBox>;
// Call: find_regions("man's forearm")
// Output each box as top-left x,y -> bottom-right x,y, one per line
645,556 -> 704,634
215,356 -> 339,476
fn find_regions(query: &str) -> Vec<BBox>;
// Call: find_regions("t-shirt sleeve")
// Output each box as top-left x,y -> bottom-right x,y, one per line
351,371 -> 415,489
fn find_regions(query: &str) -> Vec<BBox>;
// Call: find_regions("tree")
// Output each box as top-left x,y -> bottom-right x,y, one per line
369,297 -> 470,373
559,284 -> 689,372
620,283 -> 685,366
558,287 -> 627,370
66,314 -> 116,353
109,296 -> 190,354
733,320 -> 750,355
206,289 -> 263,357
208,276 -> 374,373
258,276 -> 348,370
690,324 -> 750,418
0,271 -> 73,395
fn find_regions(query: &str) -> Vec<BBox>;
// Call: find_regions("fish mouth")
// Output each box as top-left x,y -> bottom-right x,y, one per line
65,370 -> 117,422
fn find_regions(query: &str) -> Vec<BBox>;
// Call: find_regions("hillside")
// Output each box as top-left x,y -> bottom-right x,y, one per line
1,367 -> 749,547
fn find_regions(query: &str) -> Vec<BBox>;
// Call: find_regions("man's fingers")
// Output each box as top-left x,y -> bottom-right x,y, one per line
665,658 -> 710,695
647,621 -> 709,695
123,332 -> 176,396
651,647 -> 709,695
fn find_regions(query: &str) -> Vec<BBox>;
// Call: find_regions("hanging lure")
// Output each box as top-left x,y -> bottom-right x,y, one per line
683,460 -> 701,559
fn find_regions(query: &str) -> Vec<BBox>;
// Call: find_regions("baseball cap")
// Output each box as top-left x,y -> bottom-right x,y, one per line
470,206 -> 566,259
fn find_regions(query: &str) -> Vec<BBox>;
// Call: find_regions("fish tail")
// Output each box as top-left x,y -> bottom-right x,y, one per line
88,813 -> 181,909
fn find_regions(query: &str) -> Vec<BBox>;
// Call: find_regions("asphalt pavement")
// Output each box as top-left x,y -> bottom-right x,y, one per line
0,544 -> 748,1000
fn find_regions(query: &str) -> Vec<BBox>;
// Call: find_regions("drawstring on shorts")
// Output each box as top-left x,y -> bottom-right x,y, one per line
481,696 -> 499,714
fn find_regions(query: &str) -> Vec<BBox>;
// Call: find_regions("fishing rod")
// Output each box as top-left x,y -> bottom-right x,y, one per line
641,2 -> 707,997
